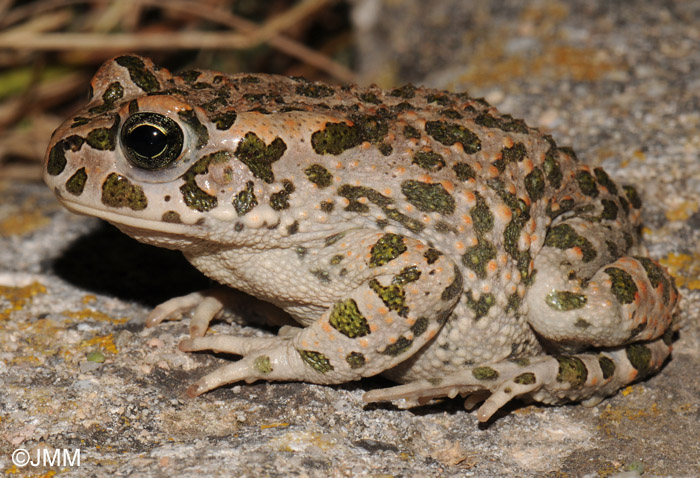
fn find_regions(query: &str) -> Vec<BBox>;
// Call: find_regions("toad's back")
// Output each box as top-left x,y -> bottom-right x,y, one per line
44,55 -> 679,421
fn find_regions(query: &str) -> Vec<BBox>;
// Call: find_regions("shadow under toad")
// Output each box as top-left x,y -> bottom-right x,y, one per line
50,221 -> 210,307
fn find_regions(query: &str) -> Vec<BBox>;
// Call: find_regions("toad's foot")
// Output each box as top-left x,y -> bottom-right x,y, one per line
364,337 -> 671,422
147,289 -> 227,337
146,288 -> 292,338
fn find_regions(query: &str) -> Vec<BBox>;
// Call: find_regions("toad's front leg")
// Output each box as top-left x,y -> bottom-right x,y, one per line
176,231 -> 461,396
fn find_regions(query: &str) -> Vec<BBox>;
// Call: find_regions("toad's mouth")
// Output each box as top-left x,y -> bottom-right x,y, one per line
58,199 -> 197,236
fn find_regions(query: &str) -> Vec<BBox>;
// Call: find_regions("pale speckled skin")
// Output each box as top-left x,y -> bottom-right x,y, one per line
44,55 -> 680,421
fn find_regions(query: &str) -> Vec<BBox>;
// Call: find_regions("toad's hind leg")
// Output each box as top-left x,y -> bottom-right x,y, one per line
364,336 -> 672,422
178,232 -> 461,397
526,215 -> 679,350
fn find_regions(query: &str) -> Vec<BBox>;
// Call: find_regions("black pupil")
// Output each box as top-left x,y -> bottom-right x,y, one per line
127,124 -> 167,158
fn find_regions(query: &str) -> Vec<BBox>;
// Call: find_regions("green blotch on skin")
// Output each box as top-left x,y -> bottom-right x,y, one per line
295,246 -> 307,258
487,178 -> 529,216
88,81 -> 124,114
296,82 -> 334,98
324,231 -> 346,247
594,167 -> 618,195
471,192 -> 494,235
180,70 -> 202,84
320,200 -> 334,213
346,352 -> 366,369
180,152 -> 226,212
501,142 -> 527,164
311,122 -> 362,155
625,343 -> 652,377
305,164 -> 333,187
101,173 -> 147,210
606,240 -> 620,258
426,93 -> 452,105
298,350 -> 334,373
441,266 -> 463,302
330,254 -> 344,265
401,180 -> 455,215
381,337 -> 413,356
177,109 -> 209,150
71,117 -> 90,127
270,180 -> 295,211
423,248 -> 442,264
253,355 -> 273,374
210,111 -> 237,130
453,162 -> 476,181
635,256 -> 671,305
393,266 -> 421,285
663,327 -> 674,346
241,75 -> 261,84
329,298 -> 370,338
605,267 -> 638,304
336,184 -> 425,232
502,214 -> 533,285
575,170 -> 599,198
623,185 -> 642,209
235,132 -> 287,184
425,120 -> 481,153
505,292 -> 521,313
412,150 -> 445,171
385,208 -> 425,233
369,279 -> 408,318
556,356 -> 588,387
86,115 -> 120,151
474,112 -> 529,134
311,269 -> 331,284
574,317 -> 591,329
351,113 -> 390,145
115,55 -> 160,93
472,366 -> 499,380
162,211 -> 182,223
545,290 -> 587,311
546,198 -> 575,219
434,222 -> 457,233
543,155 -> 562,191
513,372 -> 536,385
510,357 -> 531,367
233,181 -> 258,215
359,92 -> 381,104
287,220 -> 299,235
338,185 -> 390,213
598,355 -> 616,380
86,350 -> 105,363
545,223 -> 597,263
524,167 -> 545,201
462,240 -> 497,279
618,195 -> 630,215
369,233 -> 407,268
101,81 -> 123,104
65,167 -> 87,196
403,125 -> 421,139
440,108 -> 462,119
389,84 -> 416,98
557,145 -> 578,161
600,199 -> 618,220
466,290 -> 495,319
410,317 -> 429,337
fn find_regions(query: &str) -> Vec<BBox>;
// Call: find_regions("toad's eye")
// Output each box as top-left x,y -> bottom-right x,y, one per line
120,112 -> 183,171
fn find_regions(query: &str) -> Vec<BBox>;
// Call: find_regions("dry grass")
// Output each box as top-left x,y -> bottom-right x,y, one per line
0,0 -> 355,181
